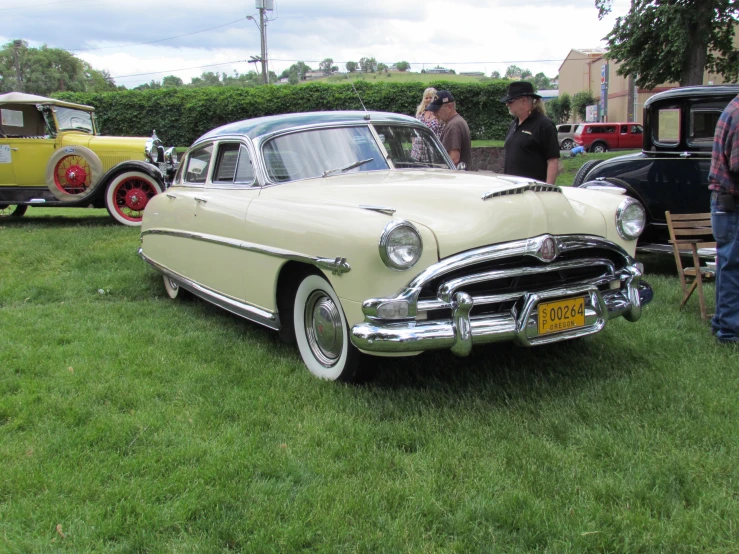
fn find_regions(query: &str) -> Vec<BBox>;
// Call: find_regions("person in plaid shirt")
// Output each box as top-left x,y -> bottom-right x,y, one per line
708,93 -> 739,344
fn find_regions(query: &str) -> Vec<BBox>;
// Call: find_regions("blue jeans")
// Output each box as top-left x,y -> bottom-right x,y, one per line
711,194 -> 739,342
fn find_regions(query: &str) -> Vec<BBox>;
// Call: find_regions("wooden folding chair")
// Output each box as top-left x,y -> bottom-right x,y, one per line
665,211 -> 716,319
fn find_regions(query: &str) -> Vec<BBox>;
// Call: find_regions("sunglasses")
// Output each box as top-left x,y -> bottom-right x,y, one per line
506,98 -> 518,105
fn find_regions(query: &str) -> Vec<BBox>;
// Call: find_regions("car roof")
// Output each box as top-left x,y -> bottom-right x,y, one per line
644,85 -> 739,108
195,110 -> 419,144
0,92 -> 93,111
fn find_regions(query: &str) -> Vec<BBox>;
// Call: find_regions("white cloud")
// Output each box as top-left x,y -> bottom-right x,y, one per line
2,0 -> 632,87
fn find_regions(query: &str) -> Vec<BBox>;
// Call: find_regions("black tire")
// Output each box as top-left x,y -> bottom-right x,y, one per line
561,138 -> 575,150
0,204 -> 28,218
572,160 -> 605,187
590,142 -> 608,153
293,273 -> 361,381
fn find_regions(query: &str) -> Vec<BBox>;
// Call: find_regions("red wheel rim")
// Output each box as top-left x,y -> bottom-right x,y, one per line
112,176 -> 158,222
54,155 -> 92,195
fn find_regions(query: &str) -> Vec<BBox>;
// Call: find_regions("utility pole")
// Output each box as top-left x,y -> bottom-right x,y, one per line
248,1 -> 273,84
13,40 -> 24,92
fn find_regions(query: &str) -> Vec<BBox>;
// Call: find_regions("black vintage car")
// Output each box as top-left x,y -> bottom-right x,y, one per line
574,85 -> 738,253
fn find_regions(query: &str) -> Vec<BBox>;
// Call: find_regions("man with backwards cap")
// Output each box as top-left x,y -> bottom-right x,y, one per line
426,90 -> 471,170
500,81 -> 560,184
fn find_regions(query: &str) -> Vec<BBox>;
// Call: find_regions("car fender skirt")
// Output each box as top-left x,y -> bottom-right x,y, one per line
351,280 -> 653,356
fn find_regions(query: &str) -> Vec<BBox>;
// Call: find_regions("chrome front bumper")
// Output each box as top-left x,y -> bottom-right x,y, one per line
350,235 -> 653,356
351,281 -> 652,355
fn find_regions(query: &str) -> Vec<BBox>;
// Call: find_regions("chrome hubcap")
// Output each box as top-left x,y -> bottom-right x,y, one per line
305,290 -> 343,367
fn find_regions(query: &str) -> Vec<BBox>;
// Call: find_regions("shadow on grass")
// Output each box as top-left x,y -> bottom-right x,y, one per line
2,215 -> 120,229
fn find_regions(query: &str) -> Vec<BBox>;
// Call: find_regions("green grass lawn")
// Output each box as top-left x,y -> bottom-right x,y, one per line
1,208 -> 738,552
556,151 -> 639,187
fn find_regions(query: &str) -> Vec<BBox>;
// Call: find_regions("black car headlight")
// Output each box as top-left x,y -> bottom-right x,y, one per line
616,197 -> 646,240
379,220 -> 422,270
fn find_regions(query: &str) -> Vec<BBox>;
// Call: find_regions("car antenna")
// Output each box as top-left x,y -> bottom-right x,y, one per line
351,82 -> 370,120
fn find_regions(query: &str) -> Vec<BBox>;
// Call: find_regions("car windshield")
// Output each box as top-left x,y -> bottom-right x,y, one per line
263,126 -> 389,183
54,107 -> 95,133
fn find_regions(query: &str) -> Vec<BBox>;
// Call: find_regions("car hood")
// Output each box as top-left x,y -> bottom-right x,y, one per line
60,133 -> 149,152
261,170 -> 608,258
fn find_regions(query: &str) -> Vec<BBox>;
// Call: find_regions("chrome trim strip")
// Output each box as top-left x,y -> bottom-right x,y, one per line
138,248 -> 280,330
482,184 -> 562,200
141,229 -> 351,275
360,205 -> 396,216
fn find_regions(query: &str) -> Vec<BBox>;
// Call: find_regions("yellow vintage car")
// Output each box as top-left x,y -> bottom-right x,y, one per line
139,111 -> 653,381
0,92 -> 178,225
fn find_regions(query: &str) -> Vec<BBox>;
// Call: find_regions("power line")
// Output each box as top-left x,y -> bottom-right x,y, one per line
112,59 -> 250,79
69,17 -> 249,52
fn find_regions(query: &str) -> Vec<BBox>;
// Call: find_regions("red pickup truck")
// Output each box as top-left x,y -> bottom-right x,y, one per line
574,122 -> 643,153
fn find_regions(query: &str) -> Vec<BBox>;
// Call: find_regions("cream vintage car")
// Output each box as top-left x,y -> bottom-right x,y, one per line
0,92 -> 178,225
139,111 -> 653,381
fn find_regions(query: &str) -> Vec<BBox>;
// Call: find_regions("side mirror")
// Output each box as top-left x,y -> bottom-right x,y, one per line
456,162 -> 467,171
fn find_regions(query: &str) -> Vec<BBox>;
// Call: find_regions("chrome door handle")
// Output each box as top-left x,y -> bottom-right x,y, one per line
166,193 -> 177,199
680,152 -> 691,158
10,148 -> 19,151
194,197 -> 208,204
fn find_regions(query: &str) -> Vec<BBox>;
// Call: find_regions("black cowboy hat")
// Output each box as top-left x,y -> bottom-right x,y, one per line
499,81 -> 542,103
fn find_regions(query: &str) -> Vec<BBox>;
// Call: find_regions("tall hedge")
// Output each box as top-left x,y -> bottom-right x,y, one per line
55,81 -> 513,147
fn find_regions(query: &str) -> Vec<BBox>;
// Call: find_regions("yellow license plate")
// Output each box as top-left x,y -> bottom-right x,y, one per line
538,297 -> 586,335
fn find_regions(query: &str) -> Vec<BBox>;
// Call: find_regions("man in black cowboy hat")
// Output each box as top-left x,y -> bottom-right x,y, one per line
500,81 -> 560,184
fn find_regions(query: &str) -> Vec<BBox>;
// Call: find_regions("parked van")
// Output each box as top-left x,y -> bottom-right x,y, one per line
574,122 -> 643,153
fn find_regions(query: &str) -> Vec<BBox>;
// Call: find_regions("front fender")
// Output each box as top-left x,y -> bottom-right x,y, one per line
89,161 -> 164,203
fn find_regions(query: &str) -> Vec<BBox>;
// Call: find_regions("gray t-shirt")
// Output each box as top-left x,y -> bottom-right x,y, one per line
440,113 -> 471,169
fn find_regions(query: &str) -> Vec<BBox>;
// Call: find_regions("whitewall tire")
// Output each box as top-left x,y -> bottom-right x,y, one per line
293,274 -> 360,381
105,171 -> 163,226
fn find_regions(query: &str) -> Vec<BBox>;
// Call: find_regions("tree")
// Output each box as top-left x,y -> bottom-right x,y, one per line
345,61 -> 358,73
359,57 -> 378,73
596,0 -> 739,88
377,62 -> 388,72
572,91 -> 596,121
162,75 -> 183,88
395,61 -> 410,71
319,58 -> 334,75
491,70 -> 501,79
521,68 -> 533,80
0,40 -> 117,95
546,92 -> 572,123
532,72 -> 551,90
505,65 -> 523,79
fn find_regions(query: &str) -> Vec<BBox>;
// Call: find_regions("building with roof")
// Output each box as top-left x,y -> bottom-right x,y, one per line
558,47 -> 735,123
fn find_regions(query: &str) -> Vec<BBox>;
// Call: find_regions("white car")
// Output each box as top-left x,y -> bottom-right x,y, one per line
139,111 -> 653,381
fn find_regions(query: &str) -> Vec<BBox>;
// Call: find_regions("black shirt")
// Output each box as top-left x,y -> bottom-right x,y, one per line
503,111 -> 560,182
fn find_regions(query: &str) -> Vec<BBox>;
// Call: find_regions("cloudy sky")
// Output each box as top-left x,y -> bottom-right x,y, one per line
2,0 -> 631,88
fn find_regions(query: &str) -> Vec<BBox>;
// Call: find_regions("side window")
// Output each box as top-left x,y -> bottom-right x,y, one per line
689,101 -> 727,146
631,125 -> 643,135
185,144 -> 213,184
586,127 -> 594,134
620,125 -> 628,134
559,125 -> 570,133
603,126 -> 616,134
212,143 -> 255,185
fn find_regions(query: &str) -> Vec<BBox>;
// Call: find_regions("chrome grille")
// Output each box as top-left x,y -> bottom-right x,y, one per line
413,238 -> 630,319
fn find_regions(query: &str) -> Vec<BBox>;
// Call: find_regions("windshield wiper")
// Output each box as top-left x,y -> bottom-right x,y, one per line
322,158 -> 374,178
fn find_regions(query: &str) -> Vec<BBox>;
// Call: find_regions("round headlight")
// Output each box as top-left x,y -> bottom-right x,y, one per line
616,197 -> 646,240
379,221 -> 423,270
